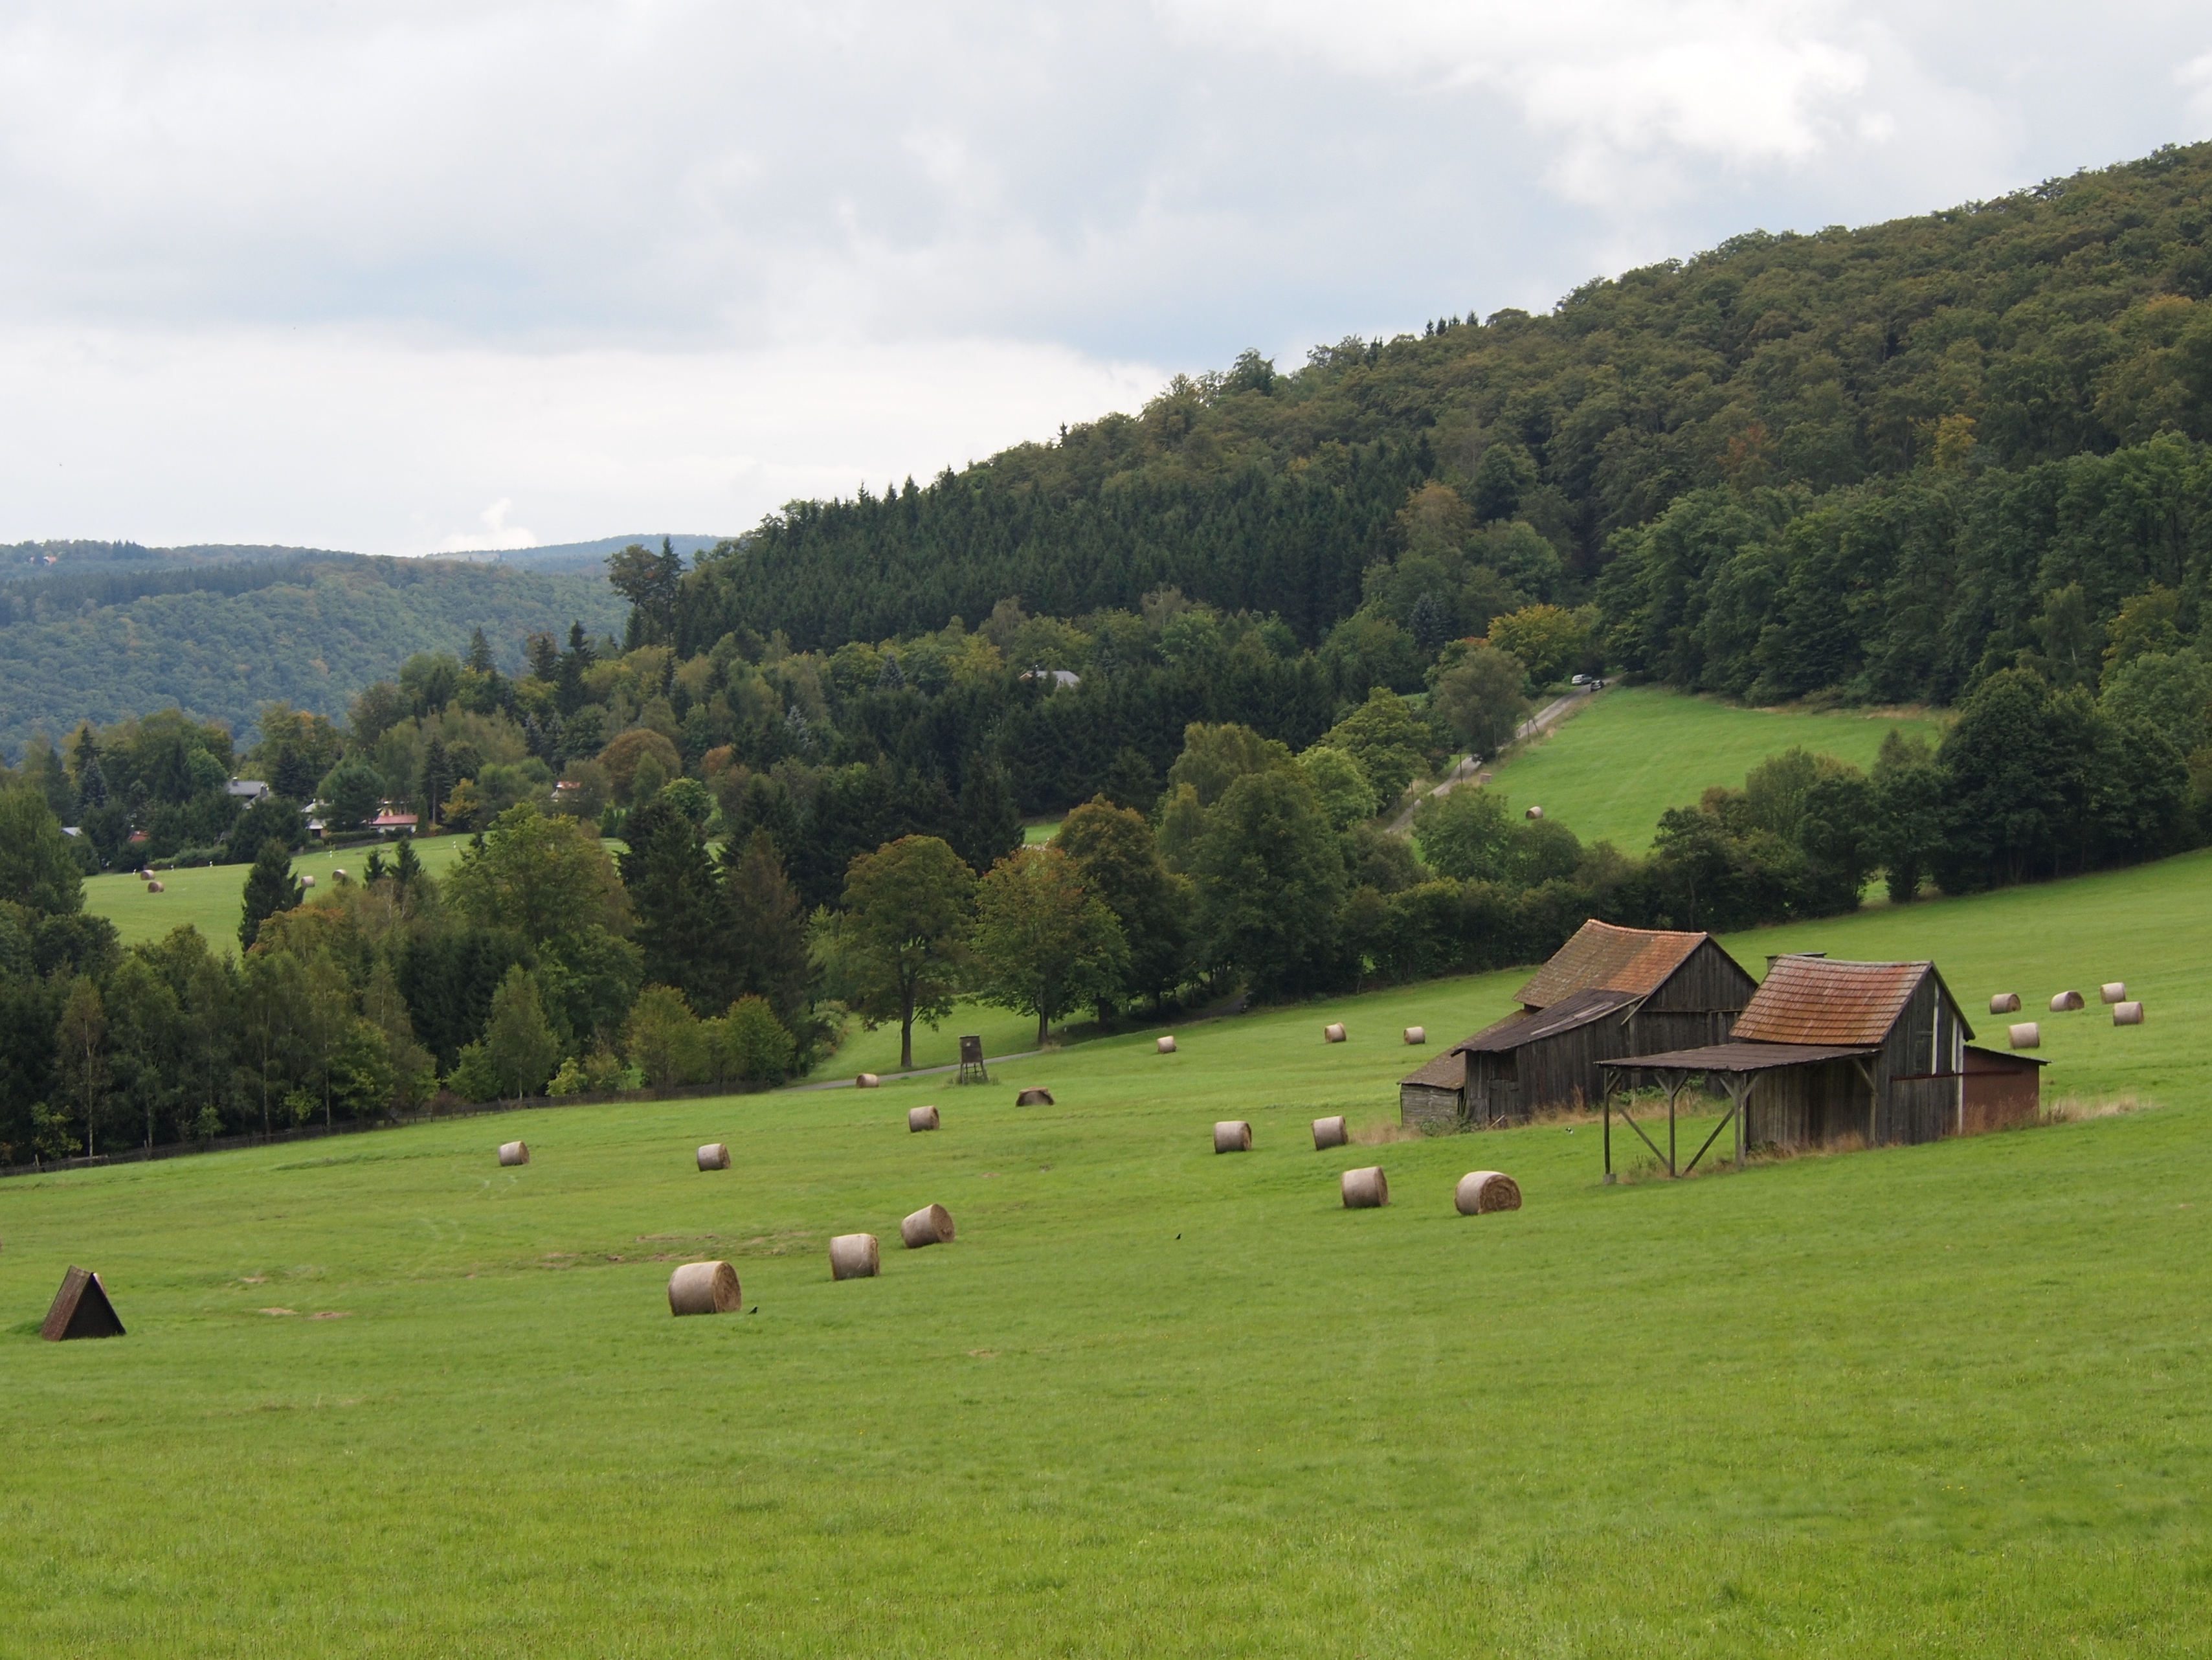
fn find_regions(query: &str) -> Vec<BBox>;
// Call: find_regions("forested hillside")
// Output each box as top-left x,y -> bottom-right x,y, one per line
676,142 -> 2212,706
0,553 -> 623,756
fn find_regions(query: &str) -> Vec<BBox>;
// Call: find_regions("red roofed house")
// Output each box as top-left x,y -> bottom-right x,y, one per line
1399,921 -> 1759,1129
1597,953 -> 2044,1174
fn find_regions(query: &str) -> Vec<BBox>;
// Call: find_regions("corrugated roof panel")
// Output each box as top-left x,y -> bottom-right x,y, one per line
1732,956 -> 1929,1046
1512,920 -> 1714,1008
1455,987 -> 1637,1053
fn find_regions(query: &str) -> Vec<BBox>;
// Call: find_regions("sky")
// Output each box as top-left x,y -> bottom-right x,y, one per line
2,0 -> 2209,556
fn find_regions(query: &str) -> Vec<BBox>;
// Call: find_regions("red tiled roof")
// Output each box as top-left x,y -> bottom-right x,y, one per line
1512,920 -> 1714,1008
1732,956 -> 1930,1046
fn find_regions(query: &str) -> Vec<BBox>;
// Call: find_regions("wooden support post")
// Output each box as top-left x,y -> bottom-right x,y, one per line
1602,1070 -> 1613,1180
1666,1074 -> 1681,1177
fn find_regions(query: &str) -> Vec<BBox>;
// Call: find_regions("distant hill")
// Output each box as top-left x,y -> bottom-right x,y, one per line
673,142 -> 2212,710
484,535 -> 726,577
0,554 -> 622,757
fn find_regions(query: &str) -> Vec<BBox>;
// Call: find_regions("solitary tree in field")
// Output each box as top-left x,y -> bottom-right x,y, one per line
841,836 -> 975,1070
970,846 -> 1128,1046
54,976 -> 108,1158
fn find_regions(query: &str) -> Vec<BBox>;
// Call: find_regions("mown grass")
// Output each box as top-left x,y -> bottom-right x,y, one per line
83,836 -> 474,949
1475,686 -> 1947,849
7,852 -> 2211,1654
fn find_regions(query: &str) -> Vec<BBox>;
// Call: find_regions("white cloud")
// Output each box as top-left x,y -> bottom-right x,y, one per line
441,499 -> 537,554
0,2 -> 2206,548
0,323 -> 1163,555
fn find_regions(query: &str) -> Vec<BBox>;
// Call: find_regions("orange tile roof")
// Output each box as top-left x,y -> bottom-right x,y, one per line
1731,956 -> 1931,1046
1512,920 -> 1715,1008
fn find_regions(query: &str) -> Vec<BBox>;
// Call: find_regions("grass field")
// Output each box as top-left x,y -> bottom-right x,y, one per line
84,837 -> 475,948
6,848 -> 2211,1653
1472,686 -> 1947,849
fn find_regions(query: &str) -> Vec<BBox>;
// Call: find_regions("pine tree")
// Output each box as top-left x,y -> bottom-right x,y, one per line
722,829 -> 810,1026
955,755 -> 1022,875
419,739 -> 452,827
240,837 -> 302,948
618,798 -> 730,1013
465,627 -> 496,674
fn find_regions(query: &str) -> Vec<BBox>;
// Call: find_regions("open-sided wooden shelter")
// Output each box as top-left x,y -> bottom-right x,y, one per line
1400,921 -> 1758,1129
1598,953 -> 2045,1177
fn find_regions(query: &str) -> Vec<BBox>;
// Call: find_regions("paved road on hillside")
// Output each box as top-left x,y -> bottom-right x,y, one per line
1387,684 -> 1600,835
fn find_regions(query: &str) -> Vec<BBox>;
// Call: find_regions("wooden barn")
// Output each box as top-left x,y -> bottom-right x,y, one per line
1399,921 -> 1758,1129
1597,953 -> 2046,1176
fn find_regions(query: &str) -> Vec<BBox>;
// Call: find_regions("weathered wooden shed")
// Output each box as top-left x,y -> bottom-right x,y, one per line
1399,921 -> 1758,1129
1598,954 -> 2043,1175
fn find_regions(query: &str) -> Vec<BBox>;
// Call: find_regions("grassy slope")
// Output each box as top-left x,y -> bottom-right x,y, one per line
84,838 -> 475,950
5,851 -> 2209,1654
1471,686 -> 1946,849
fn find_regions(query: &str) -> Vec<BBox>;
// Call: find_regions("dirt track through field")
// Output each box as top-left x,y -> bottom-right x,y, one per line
1387,684 -> 1598,834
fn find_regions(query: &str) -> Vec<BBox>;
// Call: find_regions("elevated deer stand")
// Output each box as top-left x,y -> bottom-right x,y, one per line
957,1035 -> 990,1086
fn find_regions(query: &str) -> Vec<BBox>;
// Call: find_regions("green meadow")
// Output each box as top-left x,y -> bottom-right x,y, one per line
1475,686 -> 1947,849
5,848 -> 2211,1654
84,837 -> 474,950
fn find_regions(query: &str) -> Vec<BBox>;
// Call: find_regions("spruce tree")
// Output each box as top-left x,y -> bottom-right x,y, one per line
419,739 -> 452,827
465,627 -> 496,674
240,837 -> 302,949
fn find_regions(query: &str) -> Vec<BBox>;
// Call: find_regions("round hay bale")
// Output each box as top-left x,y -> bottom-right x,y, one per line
2050,990 -> 2085,1012
1213,1120 -> 1252,1153
900,1204 -> 955,1248
1403,1026 -> 1425,1045
1341,1165 -> 1389,1209
1455,1170 -> 1522,1215
855,1072 -> 880,1088
1016,1087 -> 1055,1106
667,1259 -> 741,1316
146,880 -> 164,893
1323,1022 -> 1346,1044
1989,992 -> 2021,1015
1157,1035 -> 1177,1053
2113,1000 -> 2145,1026
331,868 -> 348,881
829,1233 -> 880,1280
696,1143 -> 730,1171
497,1139 -> 528,1166
908,1105 -> 939,1132
1312,1115 -> 1348,1150
1525,805 -> 1544,820
2101,981 -> 2127,1004
2008,1022 -> 2040,1050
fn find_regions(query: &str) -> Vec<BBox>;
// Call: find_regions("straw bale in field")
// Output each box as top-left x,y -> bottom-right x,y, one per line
855,1072 -> 880,1088
2008,1022 -> 2040,1049
1455,1171 -> 1522,1215
908,1105 -> 939,1132
1157,1035 -> 1177,1053
697,1143 -> 730,1171
498,1139 -> 528,1166
1403,1026 -> 1425,1044
1213,1120 -> 1251,1153
2101,982 -> 2127,1004
1323,1022 -> 1346,1044
146,880 -> 164,893
1312,1115 -> 1348,1150
900,1204 -> 955,1248
1341,1165 -> 1388,1207
1017,1087 -> 1054,1106
2050,990 -> 2085,1012
2113,1001 -> 2144,1026
830,1233 -> 880,1279
667,1260 -> 741,1316
1989,993 -> 2020,1015
1525,805 -> 1543,820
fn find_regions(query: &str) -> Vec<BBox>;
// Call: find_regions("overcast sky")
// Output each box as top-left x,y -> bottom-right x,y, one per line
3,1 -> 2209,555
